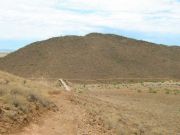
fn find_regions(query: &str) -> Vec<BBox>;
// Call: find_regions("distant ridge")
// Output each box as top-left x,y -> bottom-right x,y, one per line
0,33 -> 179,80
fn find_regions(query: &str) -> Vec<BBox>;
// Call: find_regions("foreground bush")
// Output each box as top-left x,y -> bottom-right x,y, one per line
0,71 -> 57,134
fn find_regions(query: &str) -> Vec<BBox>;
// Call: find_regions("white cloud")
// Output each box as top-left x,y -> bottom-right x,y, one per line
0,0 -> 180,40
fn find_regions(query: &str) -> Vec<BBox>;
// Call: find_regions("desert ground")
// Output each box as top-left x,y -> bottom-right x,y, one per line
3,79 -> 179,135
72,81 -> 180,135
0,53 -> 8,57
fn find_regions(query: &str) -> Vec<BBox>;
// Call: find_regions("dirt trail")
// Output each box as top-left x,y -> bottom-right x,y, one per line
11,92 -> 111,135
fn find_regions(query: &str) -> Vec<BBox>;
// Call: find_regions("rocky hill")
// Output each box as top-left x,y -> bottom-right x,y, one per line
0,33 -> 179,80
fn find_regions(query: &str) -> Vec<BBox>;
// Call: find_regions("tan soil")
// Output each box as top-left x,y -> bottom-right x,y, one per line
5,81 -> 180,135
72,82 -> 180,135
11,91 -> 113,135
0,53 -> 8,58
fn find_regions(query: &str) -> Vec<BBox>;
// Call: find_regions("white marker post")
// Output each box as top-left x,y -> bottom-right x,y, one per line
59,79 -> 71,91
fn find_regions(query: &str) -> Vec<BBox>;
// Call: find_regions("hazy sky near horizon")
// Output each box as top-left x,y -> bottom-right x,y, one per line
0,0 -> 180,50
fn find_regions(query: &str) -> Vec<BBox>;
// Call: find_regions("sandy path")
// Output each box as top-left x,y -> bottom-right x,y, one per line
11,92 -> 111,135
11,94 -> 78,135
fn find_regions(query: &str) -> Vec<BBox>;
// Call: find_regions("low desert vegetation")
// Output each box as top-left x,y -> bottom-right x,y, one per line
173,89 -> 180,95
0,71 -> 57,134
148,88 -> 158,93
72,81 -> 180,135
0,85 -> 52,112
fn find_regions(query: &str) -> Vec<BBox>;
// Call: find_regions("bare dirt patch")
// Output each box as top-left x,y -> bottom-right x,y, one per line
72,81 -> 180,135
11,92 -> 113,135
0,53 -> 8,58
2,78 -> 180,135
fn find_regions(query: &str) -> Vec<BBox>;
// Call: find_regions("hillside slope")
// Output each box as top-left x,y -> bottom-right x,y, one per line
0,33 -> 180,79
0,70 -> 56,134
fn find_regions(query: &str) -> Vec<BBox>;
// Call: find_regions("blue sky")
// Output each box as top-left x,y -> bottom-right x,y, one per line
0,0 -> 180,50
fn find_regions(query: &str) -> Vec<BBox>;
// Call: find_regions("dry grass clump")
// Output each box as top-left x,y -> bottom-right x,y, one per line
163,88 -> 180,95
148,88 -> 157,94
173,89 -> 180,95
0,71 -> 57,134
0,85 -> 52,111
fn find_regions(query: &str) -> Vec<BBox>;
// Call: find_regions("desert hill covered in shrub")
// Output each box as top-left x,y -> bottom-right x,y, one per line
0,33 -> 179,80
